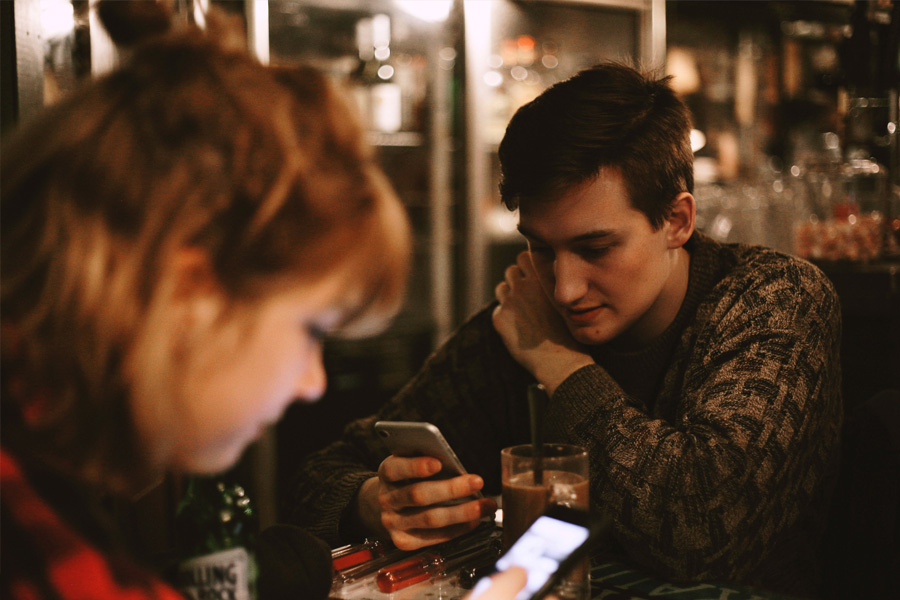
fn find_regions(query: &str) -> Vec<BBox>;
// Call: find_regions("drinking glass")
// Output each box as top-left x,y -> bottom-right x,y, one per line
501,443 -> 590,600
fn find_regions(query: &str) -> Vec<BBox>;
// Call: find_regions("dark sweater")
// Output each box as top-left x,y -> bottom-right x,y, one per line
288,232 -> 843,597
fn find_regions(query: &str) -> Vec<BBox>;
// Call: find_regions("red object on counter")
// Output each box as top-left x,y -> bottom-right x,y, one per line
374,528 -> 502,594
376,552 -> 443,593
333,548 -> 373,571
366,523 -> 502,592
331,538 -> 388,572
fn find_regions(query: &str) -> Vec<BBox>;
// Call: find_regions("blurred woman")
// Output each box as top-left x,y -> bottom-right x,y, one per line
0,2 -> 410,597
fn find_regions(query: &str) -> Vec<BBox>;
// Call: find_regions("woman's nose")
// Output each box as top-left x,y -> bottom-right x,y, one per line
295,351 -> 327,403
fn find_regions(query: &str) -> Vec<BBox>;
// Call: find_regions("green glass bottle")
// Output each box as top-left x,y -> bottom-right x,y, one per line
173,476 -> 259,600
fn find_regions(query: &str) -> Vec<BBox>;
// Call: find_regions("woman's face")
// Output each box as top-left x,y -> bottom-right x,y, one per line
138,267 -> 354,474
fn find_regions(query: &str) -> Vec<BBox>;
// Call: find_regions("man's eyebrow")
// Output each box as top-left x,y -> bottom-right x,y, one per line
517,224 -> 617,243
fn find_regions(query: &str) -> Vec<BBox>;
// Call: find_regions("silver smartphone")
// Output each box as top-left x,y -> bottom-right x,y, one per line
374,420 -> 470,479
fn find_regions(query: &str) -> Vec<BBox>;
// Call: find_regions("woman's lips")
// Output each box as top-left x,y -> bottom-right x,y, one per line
565,305 -> 605,324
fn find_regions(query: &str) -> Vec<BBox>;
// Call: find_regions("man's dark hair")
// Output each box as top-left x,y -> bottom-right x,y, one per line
498,62 -> 694,230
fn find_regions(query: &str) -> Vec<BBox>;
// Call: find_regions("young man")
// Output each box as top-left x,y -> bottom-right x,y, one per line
288,62 -> 842,597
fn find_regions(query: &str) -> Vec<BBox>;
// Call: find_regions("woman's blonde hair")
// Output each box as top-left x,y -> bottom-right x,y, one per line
0,5 -> 410,486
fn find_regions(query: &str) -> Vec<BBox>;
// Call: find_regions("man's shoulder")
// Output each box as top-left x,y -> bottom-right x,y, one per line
689,233 -> 840,335
693,232 -> 836,301
727,243 -> 836,300
428,303 -> 508,363
448,303 -> 499,345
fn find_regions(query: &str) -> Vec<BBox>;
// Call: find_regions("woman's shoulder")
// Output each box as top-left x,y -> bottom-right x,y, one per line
1,447 -> 184,600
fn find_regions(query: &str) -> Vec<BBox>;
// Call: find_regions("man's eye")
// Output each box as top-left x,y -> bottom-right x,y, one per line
581,246 -> 611,258
529,245 -> 553,257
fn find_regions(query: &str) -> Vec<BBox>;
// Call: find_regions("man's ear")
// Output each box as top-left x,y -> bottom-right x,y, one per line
666,192 -> 695,249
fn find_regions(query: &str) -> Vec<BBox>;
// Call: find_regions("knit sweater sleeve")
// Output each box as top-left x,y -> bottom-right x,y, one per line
286,307 -> 534,546
545,254 -> 842,584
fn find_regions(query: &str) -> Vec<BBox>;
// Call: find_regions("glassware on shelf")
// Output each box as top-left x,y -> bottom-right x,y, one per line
693,158 -> 800,255
354,14 -> 427,135
484,34 -> 562,145
793,152 -> 898,262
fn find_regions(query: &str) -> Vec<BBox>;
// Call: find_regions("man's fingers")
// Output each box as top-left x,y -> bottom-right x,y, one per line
383,474 -> 484,509
373,462 -> 501,553
495,280 -> 510,302
398,498 -> 487,529
503,262 -> 525,285
378,455 -> 442,484
390,521 -> 483,551
517,250 -> 533,272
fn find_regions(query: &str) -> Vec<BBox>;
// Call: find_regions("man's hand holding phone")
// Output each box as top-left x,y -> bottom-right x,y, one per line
355,421 -> 498,550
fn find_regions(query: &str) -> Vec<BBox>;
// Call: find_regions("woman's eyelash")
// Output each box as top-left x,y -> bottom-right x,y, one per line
307,324 -> 329,341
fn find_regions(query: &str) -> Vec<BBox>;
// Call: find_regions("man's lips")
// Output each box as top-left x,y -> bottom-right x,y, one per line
564,305 -> 606,324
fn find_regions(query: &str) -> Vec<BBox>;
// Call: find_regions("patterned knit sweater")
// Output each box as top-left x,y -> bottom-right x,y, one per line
287,232 -> 843,597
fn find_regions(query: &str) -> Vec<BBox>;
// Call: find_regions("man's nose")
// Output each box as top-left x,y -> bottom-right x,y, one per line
552,253 -> 588,305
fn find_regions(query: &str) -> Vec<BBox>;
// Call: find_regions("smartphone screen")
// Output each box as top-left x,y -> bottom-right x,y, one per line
469,506 -> 595,600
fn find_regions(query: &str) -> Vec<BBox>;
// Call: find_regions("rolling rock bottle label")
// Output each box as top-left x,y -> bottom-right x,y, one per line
174,476 -> 258,600
177,547 -> 252,600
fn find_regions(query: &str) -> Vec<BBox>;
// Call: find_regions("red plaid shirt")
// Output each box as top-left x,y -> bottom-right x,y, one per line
0,448 -> 184,600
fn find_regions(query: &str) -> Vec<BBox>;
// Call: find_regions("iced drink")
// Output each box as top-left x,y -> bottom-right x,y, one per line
500,444 -> 590,549
501,444 -> 591,600
502,470 -> 589,549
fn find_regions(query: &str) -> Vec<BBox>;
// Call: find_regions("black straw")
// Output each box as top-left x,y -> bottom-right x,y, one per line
527,383 -> 548,485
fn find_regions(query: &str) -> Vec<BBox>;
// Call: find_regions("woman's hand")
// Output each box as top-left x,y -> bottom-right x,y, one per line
465,567 -> 528,600
355,455 -> 497,550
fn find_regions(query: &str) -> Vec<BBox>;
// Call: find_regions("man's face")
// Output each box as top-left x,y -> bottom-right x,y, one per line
517,167 -> 683,348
